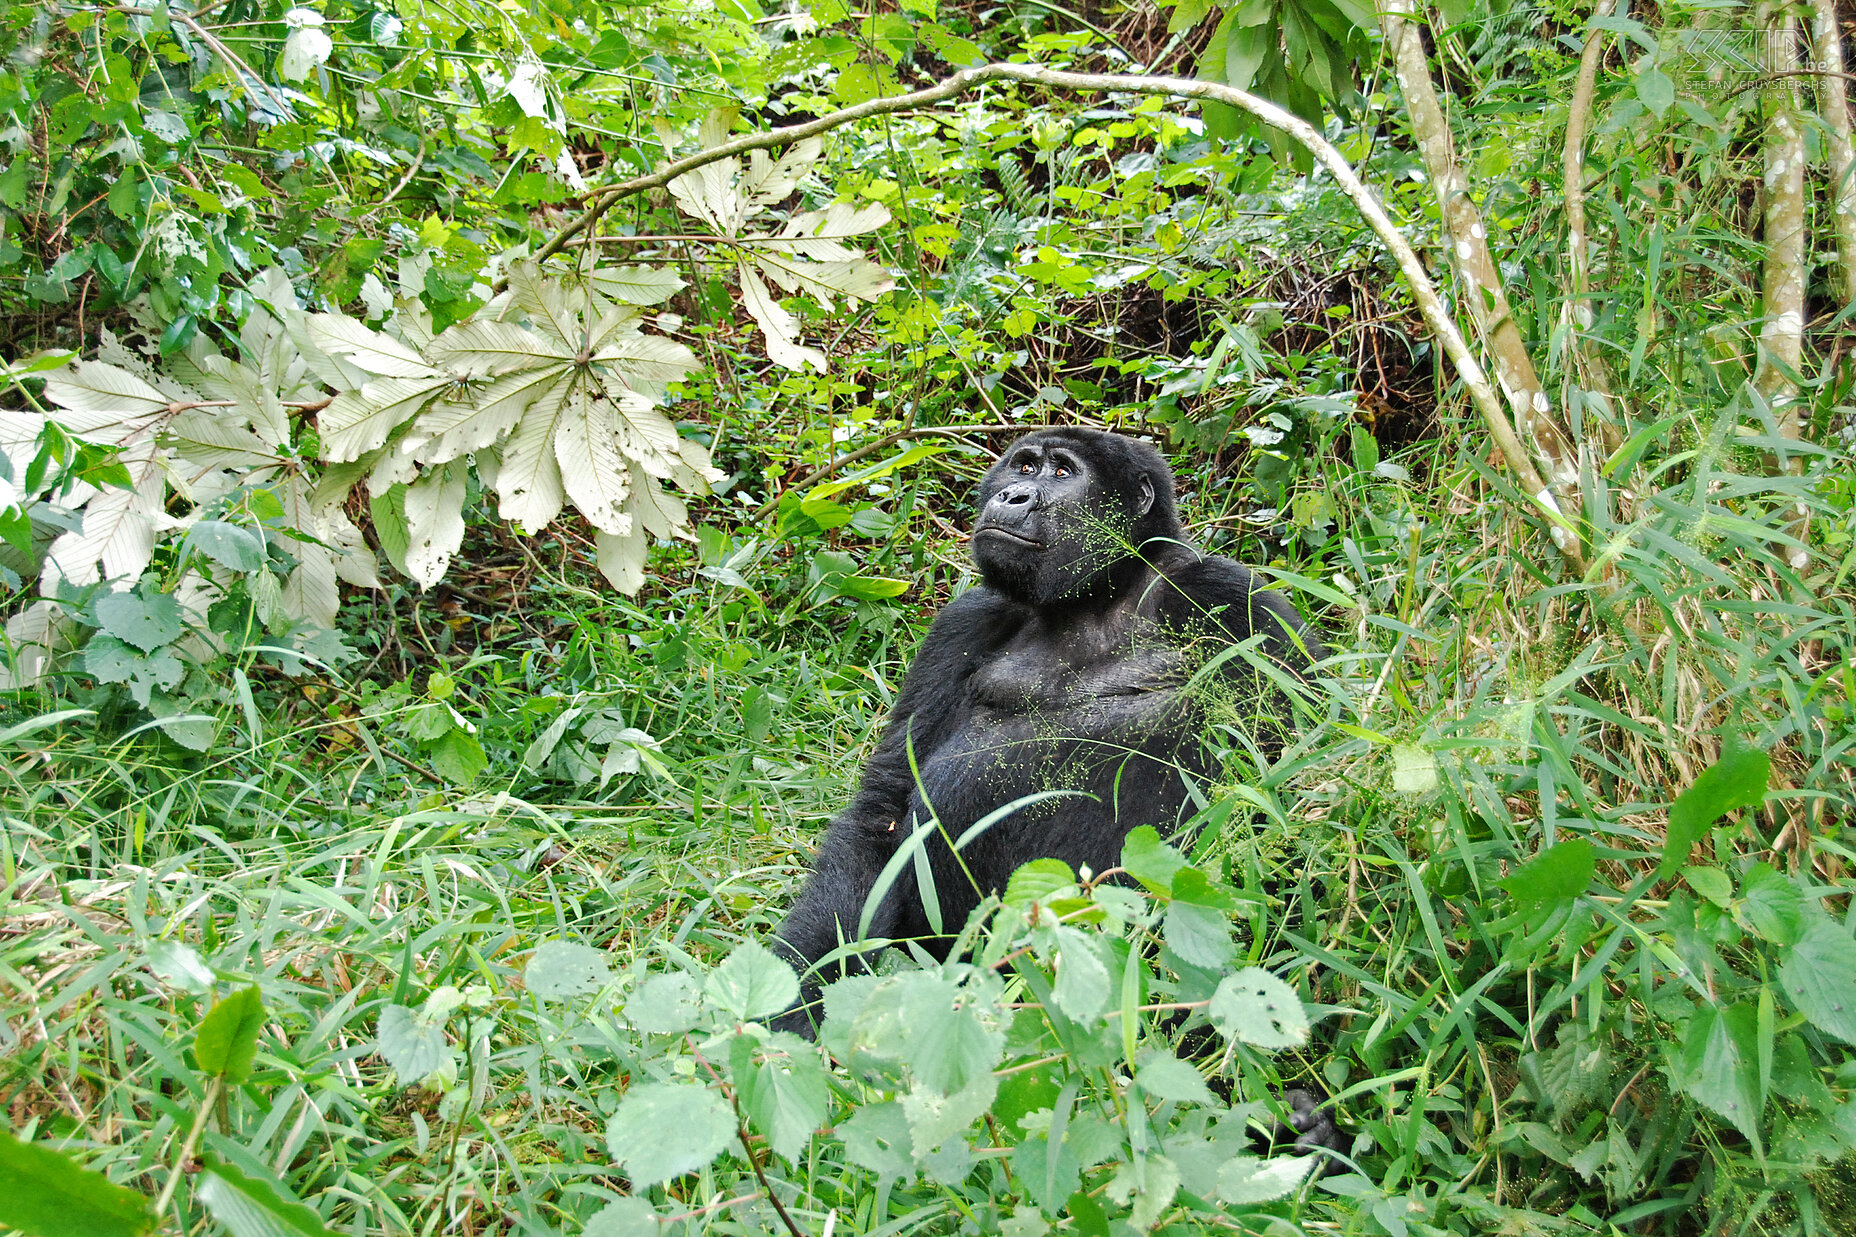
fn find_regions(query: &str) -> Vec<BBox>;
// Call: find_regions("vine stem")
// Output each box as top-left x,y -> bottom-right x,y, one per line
691,1045 -> 808,1237
532,64 -> 1585,574
152,1076 -> 221,1222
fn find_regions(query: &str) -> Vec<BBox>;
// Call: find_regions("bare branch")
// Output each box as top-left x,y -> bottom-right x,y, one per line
1382,0 -> 1584,561
1755,1 -> 1811,568
1808,0 -> 1856,307
1560,0 -> 1624,453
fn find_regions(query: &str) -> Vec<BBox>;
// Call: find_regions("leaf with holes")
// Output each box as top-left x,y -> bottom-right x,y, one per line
1209,968 -> 1308,1050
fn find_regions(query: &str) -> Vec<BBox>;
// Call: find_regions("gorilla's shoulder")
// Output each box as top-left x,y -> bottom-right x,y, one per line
918,585 -> 1029,653
1152,554 -> 1325,665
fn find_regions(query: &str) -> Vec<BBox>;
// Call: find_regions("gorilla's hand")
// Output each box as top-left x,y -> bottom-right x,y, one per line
1267,1088 -> 1349,1172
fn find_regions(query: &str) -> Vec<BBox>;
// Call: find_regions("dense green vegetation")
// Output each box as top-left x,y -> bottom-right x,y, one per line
1,0 -> 1853,1233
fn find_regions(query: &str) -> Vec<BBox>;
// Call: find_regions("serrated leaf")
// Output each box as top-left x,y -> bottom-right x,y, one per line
584,1198 -> 658,1237
1778,915 -> 1856,1044
1217,1153 -> 1312,1204
1165,899 -> 1236,969
94,590 -> 183,652
1106,1154 -> 1179,1232
428,727 -> 485,782
496,386 -> 569,533
408,363 -> 563,464
195,985 -> 265,1083
1737,863 -> 1805,946
1209,968 -> 1308,1049
1004,858 -> 1075,907
42,361 -> 170,434
186,520 -> 266,573
732,1031 -> 829,1161
595,334 -> 700,401
423,320 -> 559,377
1051,927 -> 1111,1022
627,972 -> 702,1035
1662,744 -> 1768,876
43,441 -> 164,588
307,313 -> 436,379
900,974 -> 1005,1095
525,941 -> 613,1001
605,1083 -> 735,1188
837,1101 -> 914,1183
1673,1002 -> 1764,1144
705,940 -> 800,1020
195,1158 -> 338,1237
1121,826 -> 1186,893
741,138 -> 822,214
319,376 -> 448,463
0,1128 -> 153,1237
1135,1052 -> 1218,1106
556,396 -> 634,535
376,1000 -> 454,1082
1500,839 -> 1593,908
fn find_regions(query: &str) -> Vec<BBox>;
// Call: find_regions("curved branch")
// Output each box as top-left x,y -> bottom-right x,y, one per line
536,63 -> 1582,573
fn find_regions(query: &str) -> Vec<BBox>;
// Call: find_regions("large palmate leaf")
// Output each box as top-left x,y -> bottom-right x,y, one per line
666,112 -> 893,370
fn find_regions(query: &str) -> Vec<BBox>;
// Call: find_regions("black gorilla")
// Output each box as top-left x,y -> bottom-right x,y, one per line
772,427 -> 1323,987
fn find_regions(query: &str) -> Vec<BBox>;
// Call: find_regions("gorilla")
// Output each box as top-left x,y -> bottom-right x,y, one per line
772,427 -> 1323,981
770,427 -> 1342,1157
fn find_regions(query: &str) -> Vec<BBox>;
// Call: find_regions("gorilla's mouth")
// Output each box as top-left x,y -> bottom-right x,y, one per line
975,527 -> 1044,547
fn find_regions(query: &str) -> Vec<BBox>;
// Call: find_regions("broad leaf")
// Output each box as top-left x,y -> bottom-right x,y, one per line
1672,1002 -> 1764,1145
1501,839 -> 1593,908
731,1031 -> 829,1162
525,941 -> 613,1001
605,1082 -> 735,1188
0,1128 -> 152,1237
1661,744 -> 1769,876
195,1158 -> 339,1237
1778,914 -> 1856,1045
1209,968 -> 1309,1049
195,985 -> 265,1083
705,940 -> 800,1020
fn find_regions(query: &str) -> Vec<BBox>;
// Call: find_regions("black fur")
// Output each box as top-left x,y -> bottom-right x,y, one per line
771,429 -> 1324,1000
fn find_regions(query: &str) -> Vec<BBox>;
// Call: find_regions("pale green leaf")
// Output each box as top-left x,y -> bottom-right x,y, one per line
588,265 -> 686,306
195,1159 -> 338,1237
556,395 -> 634,535
307,313 -> 435,379
319,376 -> 448,463
605,1083 -> 735,1188
705,940 -> 800,1020
401,461 -> 467,588
1209,968 -> 1309,1049
496,388 -> 569,533
0,1128 -> 152,1237
525,941 -> 613,1001
739,263 -> 826,371
1217,1153 -> 1312,1204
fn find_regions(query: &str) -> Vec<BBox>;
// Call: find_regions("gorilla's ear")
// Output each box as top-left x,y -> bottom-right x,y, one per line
1136,475 -> 1155,518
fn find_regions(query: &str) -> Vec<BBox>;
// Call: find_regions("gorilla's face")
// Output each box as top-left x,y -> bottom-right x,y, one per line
973,433 -> 1156,607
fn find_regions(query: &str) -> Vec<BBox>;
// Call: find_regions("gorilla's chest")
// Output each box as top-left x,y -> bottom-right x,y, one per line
966,635 -> 1190,726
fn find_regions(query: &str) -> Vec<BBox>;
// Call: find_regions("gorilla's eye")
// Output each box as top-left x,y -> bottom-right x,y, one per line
1018,462 -> 1036,475
1053,465 -> 1071,478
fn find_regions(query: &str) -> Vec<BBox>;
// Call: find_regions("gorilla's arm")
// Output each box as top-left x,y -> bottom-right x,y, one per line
771,587 -> 1023,981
